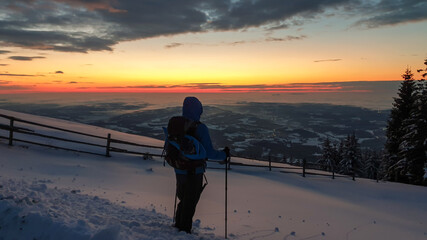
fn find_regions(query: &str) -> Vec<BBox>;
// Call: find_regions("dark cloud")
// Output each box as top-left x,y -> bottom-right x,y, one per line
55,71 -> 64,74
0,64 -> 9,66
0,0 -> 424,53
165,43 -> 184,49
314,59 -> 342,62
228,41 -> 247,46
355,0 -> 427,28
169,35 -> 307,48
9,56 -> 46,61
266,35 -> 307,42
97,85 -> 169,89
0,27 -> 115,53
0,50 -> 11,54
207,0 -> 351,30
91,82 -> 387,93
0,80 -> 11,84
0,73 -> 39,76
0,85 -> 33,90
54,0 -> 126,13
265,23 -> 290,31
0,80 -> 33,90
66,81 -> 94,84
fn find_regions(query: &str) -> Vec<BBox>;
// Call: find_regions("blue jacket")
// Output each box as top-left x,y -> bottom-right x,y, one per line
175,97 -> 226,175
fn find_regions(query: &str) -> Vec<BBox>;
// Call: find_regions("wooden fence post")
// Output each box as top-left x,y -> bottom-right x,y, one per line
106,133 -> 111,157
302,159 -> 306,177
352,171 -> 355,181
332,165 -> 335,179
268,155 -> 271,171
376,169 -> 379,183
9,118 -> 14,146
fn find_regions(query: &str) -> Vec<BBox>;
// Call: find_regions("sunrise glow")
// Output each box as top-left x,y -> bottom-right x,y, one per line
0,1 -> 426,94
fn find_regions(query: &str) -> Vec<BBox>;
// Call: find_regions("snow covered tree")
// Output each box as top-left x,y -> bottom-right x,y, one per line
339,133 -> 363,177
331,143 -> 342,173
414,59 -> 427,184
318,138 -> 335,171
383,68 -> 418,182
417,78 -> 427,184
334,141 -> 344,173
416,58 -> 427,80
405,60 -> 427,184
364,150 -> 381,180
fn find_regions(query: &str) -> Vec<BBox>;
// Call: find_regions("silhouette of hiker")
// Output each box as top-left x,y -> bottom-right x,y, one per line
174,96 -> 230,233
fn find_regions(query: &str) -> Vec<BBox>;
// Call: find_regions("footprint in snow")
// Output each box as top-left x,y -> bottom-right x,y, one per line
193,219 -> 201,228
283,231 -> 296,240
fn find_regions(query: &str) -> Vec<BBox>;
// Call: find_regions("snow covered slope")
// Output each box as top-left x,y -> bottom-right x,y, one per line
0,109 -> 426,240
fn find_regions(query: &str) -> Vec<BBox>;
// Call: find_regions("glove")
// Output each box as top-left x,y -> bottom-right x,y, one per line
223,147 -> 230,158
219,147 -> 231,165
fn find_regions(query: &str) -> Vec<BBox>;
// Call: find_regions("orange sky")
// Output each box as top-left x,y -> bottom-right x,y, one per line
0,1 -> 426,94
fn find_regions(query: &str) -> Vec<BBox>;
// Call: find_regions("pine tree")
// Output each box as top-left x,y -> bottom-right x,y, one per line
339,133 -> 363,177
334,141 -> 344,173
396,111 -> 418,182
416,58 -> 427,80
318,138 -> 335,171
417,59 -> 427,183
407,59 -> 427,184
331,143 -> 341,174
383,68 -> 418,182
364,150 -> 380,180
378,153 -> 389,180
417,78 -> 427,183
339,136 -> 352,175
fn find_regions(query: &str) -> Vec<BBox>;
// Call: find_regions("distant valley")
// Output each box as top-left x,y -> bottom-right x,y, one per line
0,101 -> 389,162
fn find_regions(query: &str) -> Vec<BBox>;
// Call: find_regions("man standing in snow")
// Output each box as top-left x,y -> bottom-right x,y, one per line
174,96 -> 230,233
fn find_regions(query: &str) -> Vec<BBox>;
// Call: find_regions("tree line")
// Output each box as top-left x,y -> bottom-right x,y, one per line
318,59 -> 427,185
317,133 -> 379,180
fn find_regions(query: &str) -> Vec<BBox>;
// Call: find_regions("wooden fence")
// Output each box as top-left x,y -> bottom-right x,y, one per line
0,113 -> 163,158
0,113 -> 356,180
229,155 -> 354,180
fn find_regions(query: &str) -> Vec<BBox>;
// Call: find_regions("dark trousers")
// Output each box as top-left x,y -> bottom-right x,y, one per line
175,173 -> 203,233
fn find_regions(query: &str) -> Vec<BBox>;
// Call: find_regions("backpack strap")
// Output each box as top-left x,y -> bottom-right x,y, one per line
186,120 -> 201,139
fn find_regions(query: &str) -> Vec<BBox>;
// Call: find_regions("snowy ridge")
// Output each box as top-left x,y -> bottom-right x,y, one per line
1,109 -> 427,240
0,180 -> 220,240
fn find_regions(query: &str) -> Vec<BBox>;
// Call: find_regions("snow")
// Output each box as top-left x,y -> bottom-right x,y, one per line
0,180 -> 219,240
302,137 -> 321,146
1,109 -> 427,240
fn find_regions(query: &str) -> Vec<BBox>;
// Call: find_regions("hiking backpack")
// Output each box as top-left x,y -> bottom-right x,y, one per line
163,116 -> 207,170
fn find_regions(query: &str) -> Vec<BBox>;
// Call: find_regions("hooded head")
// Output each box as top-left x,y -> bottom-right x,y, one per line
182,96 -> 203,122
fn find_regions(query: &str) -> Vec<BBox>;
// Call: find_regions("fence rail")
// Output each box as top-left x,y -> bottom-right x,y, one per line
0,113 -> 163,159
0,113 -> 356,180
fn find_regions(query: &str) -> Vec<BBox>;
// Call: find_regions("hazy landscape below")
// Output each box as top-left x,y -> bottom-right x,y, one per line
0,91 -> 391,162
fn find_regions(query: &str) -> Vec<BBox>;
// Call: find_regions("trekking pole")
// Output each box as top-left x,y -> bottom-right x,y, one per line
173,188 -> 178,224
225,156 -> 230,239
